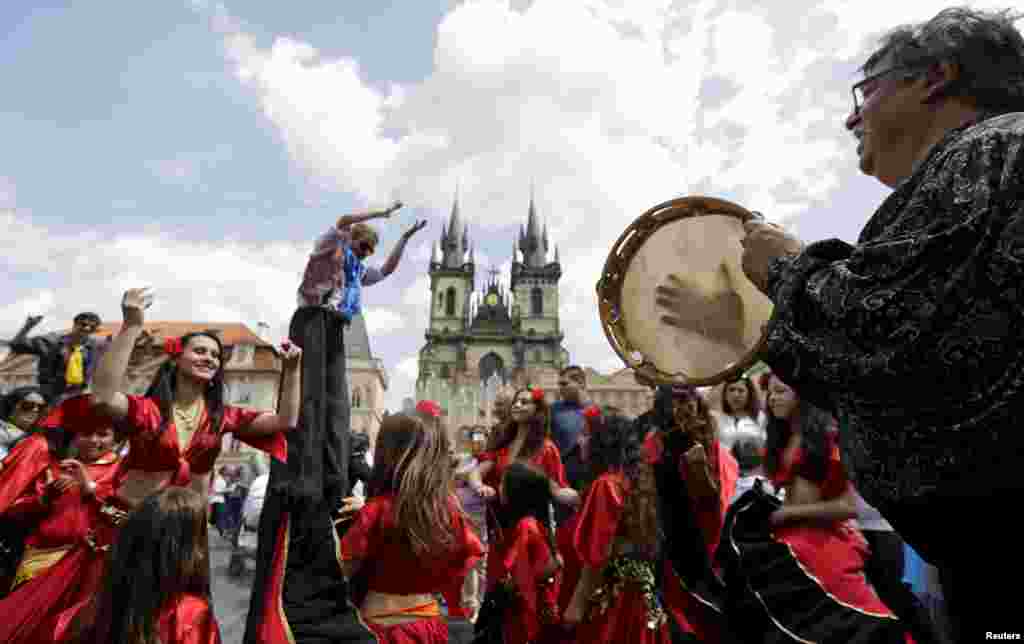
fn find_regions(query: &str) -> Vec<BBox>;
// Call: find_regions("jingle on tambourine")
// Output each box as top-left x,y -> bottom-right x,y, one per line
596,196 -> 773,387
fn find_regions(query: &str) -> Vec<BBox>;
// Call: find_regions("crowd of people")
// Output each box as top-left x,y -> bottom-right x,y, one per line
0,5 -> 1022,643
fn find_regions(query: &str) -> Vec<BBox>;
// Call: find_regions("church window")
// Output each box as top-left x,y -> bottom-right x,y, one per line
445,287 -> 457,317
531,287 -> 543,316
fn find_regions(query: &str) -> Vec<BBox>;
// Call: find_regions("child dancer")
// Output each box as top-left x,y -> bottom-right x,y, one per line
338,412 -> 482,643
0,395 -> 124,644
476,462 -> 562,644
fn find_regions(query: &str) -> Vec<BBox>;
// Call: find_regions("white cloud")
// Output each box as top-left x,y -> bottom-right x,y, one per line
363,307 -> 405,334
185,0 -> 1013,407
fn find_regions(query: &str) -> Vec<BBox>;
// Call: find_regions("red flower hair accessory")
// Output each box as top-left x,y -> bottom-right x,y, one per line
582,405 -> 602,420
163,336 -> 184,357
530,388 -> 545,402
415,400 -> 442,418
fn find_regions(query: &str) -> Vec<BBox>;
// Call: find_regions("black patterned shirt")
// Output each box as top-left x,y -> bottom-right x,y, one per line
762,111 -> 1024,509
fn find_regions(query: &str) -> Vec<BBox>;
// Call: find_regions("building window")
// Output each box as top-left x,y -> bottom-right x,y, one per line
352,387 -> 362,408
445,287 -> 457,317
440,364 -> 451,379
531,287 -> 543,316
229,344 -> 255,367
533,350 -> 541,363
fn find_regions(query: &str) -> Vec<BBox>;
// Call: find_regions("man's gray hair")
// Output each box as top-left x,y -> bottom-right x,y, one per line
862,7 -> 1024,113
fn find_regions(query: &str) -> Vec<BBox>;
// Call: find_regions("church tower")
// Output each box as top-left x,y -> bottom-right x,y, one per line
417,188 -> 569,432
511,191 -> 562,366
425,191 -> 474,380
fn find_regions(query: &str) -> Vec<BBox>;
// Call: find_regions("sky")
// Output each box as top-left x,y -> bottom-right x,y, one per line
0,0 -> 1009,410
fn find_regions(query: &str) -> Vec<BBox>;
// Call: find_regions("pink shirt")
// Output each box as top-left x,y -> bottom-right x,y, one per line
296,225 -> 386,308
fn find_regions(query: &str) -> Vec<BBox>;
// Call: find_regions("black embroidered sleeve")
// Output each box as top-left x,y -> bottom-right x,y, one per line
760,112 -> 1024,505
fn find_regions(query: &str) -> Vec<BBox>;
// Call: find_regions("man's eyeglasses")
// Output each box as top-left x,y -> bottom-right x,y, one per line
851,66 -> 919,115
16,401 -> 46,414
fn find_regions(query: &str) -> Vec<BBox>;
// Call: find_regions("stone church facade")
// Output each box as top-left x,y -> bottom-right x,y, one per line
416,194 -> 570,432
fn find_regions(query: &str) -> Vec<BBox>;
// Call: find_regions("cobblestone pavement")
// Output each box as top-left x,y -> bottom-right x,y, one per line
210,530 -> 256,644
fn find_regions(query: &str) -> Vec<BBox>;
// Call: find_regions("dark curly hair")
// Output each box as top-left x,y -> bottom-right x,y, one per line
144,332 -> 227,437
587,413 -> 659,553
862,7 -> 1024,113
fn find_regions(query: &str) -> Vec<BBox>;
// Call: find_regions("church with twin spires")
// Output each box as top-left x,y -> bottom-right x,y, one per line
416,193 -> 570,429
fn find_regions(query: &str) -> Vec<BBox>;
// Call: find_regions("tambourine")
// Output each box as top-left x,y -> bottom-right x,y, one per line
596,196 -> 773,387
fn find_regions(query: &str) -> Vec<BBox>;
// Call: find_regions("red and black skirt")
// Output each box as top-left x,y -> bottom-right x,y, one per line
718,485 -> 912,644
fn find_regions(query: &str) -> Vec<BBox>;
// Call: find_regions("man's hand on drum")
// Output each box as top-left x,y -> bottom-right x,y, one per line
655,271 -> 747,354
740,220 -> 803,294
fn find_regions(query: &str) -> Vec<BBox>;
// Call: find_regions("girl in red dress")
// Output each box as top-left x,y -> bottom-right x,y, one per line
0,395 -> 123,644
638,384 -> 738,642
717,373 -> 913,643
67,486 -> 220,644
564,411 -> 673,643
338,412 -> 484,643
91,287 -> 301,508
476,462 -> 562,644
468,388 -> 579,600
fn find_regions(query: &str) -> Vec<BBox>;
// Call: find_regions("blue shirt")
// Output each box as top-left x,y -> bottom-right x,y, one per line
550,400 -> 587,490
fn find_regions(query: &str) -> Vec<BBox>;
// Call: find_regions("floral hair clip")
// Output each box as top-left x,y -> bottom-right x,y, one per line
582,405 -> 602,420
415,400 -> 442,418
531,388 -> 545,402
163,336 -> 184,357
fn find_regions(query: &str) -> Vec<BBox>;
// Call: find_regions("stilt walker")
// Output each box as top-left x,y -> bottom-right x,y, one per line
244,202 -> 425,644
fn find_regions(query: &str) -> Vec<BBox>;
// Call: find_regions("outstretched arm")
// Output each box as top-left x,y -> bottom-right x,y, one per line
5,315 -> 46,352
92,288 -> 154,421
336,201 -> 402,229
379,219 -> 427,277
240,343 -> 303,435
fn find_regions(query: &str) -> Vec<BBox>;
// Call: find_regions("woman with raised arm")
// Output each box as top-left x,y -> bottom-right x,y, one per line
90,287 -> 301,509
718,373 -> 914,643
0,395 -> 124,643
637,384 -> 738,642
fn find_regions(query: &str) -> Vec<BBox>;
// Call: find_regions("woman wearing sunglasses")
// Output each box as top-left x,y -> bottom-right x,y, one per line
0,387 -> 48,462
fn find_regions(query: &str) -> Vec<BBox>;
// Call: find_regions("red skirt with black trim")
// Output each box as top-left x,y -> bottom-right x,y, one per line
719,487 -> 914,644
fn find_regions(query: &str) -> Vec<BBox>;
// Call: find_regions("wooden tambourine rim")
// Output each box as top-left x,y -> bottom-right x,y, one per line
596,195 -> 767,387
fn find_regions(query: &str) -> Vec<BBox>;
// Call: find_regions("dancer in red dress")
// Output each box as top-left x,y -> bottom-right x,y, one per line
66,487 -> 220,644
637,384 -> 738,642
91,288 -> 301,510
476,462 -> 562,644
468,388 -> 579,603
564,411 -> 673,643
718,373 -> 913,643
0,394 -> 123,644
338,413 -> 483,643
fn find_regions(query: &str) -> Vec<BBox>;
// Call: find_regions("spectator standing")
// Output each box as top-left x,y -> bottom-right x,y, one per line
6,313 -> 104,404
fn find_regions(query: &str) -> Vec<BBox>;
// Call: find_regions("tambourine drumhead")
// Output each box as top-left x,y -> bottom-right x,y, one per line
596,196 -> 773,387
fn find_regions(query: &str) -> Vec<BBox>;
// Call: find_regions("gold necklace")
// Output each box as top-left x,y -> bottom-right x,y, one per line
172,398 -> 205,450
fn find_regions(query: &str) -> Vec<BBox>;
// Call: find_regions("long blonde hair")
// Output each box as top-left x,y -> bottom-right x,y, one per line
369,414 -> 457,556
